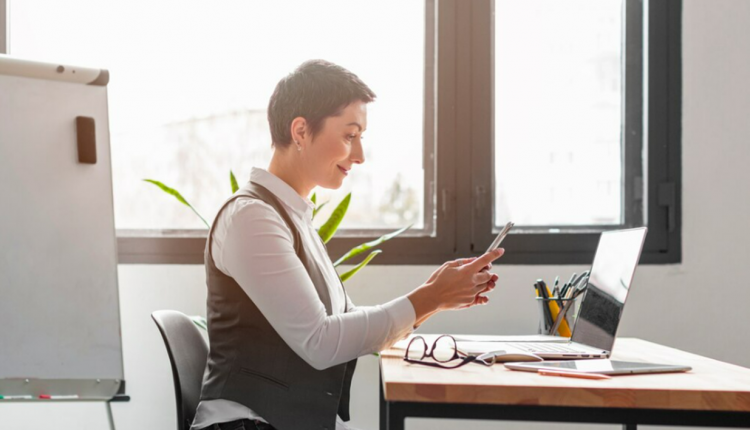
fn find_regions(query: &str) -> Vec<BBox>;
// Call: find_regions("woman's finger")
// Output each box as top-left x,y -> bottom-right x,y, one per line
477,281 -> 495,293
458,257 -> 476,267
464,294 -> 489,308
472,271 -> 493,285
476,279 -> 497,293
466,249 -> 504,271
472,284 -> 490,295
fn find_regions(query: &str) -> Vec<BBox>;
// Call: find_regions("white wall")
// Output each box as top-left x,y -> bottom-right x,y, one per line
3,0 -> 750,428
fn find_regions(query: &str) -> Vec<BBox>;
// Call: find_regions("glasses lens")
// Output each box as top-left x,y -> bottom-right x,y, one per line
432,335 -> 457,363
406,337 -> 427,360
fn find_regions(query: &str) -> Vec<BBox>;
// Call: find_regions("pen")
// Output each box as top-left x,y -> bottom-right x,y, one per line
565,285 -> 578,299
552,276 -> 560,298
0,395 -> 33,399
552,279 -> 564,308
538,369 -> 611,380
549,298 -> 574,336
560,282 -> 569,299
571,271 -> 588,287
566,273 -> 577,290
544,282 -> 572,337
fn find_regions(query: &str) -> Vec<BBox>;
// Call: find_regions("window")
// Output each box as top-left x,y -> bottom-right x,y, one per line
3,0 -> 681,264
494,1 -> 624,227
452,0 -> 681,265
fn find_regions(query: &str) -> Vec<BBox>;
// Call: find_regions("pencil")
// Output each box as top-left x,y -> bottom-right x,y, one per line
544,285 -> 572,337
538,369 -> 611,380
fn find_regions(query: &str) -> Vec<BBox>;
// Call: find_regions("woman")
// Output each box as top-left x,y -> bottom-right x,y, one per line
192,60 -> 503,430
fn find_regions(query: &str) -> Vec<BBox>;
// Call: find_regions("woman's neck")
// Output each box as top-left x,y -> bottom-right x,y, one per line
267,149 -> 313,199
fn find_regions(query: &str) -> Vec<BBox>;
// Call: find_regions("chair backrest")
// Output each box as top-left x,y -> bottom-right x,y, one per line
152,310 -> 209,430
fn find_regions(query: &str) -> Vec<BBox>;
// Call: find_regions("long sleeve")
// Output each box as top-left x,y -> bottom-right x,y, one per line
218,199 -> 416,371
345,293 -> 415,342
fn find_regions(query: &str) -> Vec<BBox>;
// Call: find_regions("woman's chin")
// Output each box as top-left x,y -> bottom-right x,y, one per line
319,178 -> 345,190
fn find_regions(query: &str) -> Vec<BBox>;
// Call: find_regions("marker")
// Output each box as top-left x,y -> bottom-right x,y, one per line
0,395 -> 34,399
39,394 -> 80,399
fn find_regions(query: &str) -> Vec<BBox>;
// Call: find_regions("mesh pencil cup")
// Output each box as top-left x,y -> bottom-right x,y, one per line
536,296 -> 580,336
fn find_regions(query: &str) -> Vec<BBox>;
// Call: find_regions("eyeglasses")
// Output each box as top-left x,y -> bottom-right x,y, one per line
403,335 -> 496,369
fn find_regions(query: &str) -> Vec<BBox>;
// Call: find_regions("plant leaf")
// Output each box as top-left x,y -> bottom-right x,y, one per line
318,193 -> 351,243
339,250 -> 382,282
190,315 -> 207,331
333,224 -> 412,266
312,201 -> 329,220
230,170 -> 239,193
311,192 -> 317,205
143,179 -> 210,228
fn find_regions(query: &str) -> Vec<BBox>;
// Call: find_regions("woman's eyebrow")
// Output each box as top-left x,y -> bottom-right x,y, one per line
346,122 -> 363,131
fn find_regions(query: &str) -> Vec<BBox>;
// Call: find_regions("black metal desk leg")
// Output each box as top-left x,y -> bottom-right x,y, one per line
623,424 -> 637,430
380,371 -> 406,430
386,402 -> 406,430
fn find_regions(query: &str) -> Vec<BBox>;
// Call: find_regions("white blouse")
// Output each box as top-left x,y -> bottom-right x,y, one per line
191,167 -> 416,430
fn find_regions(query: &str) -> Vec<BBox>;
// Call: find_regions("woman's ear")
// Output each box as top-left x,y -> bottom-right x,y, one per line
290,117 -> 308,149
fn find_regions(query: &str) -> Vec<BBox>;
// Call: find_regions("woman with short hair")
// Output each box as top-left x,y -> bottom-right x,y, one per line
192,60 -> 503,430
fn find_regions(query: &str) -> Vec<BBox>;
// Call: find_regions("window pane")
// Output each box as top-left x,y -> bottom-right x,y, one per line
494,0 -> 623,227
10,0 -> 425,231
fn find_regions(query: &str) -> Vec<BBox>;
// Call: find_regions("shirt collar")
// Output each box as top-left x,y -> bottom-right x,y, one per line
247,167 -> 315,219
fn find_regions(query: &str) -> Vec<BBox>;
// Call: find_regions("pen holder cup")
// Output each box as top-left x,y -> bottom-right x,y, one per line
536,297 -> 580,337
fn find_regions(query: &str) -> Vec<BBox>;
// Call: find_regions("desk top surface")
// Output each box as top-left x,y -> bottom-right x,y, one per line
380,337 -> 750,412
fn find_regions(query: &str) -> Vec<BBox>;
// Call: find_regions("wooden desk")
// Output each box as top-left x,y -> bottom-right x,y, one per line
379,338 -> 750,429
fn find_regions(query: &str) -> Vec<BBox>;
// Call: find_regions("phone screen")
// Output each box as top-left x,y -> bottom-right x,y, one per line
486,222 -> 514,253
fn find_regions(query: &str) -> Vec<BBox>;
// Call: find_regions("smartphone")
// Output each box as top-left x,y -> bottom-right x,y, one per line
486,221 -> 514,253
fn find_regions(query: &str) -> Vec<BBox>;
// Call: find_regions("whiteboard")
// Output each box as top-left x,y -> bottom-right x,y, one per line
0,56 -> 123,398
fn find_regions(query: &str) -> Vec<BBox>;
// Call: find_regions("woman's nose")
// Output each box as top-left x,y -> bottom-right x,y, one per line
351,139 -> 365,165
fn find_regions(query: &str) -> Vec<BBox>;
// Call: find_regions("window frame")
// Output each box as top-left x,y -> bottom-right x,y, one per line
118,0 -> 460,265
467,0 -> 681,265
3,0 -> 681,265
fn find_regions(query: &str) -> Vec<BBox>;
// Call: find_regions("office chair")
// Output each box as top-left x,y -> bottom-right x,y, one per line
152,310 -> 209,430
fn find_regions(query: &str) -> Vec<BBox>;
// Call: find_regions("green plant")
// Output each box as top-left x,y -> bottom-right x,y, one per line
144,170 -> 411,330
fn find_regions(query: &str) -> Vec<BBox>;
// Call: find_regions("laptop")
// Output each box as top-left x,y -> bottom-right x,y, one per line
473,227 -> 648,360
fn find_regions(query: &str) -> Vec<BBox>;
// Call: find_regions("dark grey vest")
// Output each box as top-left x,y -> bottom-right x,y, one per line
199,181 -> 357,430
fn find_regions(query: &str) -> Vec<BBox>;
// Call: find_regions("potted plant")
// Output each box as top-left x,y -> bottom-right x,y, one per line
145,171 -> 411,330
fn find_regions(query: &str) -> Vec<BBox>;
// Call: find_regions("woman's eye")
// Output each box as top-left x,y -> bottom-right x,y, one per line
347,134 -> 357,141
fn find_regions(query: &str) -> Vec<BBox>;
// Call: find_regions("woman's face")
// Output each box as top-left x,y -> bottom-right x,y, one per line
305,100 -> 367,190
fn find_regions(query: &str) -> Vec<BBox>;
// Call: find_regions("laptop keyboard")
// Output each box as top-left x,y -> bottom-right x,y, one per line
508,342 -> 586,353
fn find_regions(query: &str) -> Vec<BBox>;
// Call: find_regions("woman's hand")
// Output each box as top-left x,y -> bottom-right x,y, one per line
407,249 -> 504,321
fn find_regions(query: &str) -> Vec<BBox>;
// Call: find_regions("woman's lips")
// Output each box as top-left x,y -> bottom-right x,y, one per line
337,165 -> 349,176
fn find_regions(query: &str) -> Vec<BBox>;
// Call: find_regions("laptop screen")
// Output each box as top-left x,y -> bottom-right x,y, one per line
570,227 -> 647,352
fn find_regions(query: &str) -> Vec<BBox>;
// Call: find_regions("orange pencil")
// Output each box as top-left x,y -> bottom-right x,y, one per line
538,369 -> 611,380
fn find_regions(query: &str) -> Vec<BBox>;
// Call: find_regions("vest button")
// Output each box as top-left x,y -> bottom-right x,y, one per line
325,391 -> 333,396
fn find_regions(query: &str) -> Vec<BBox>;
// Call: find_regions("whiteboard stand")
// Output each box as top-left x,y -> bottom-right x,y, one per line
0,55 -> 126,429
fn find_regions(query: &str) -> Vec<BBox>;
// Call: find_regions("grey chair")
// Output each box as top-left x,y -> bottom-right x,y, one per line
152,310 -> 209,430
